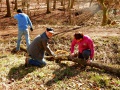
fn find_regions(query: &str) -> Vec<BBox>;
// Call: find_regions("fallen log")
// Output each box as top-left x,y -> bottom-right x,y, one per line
69,57 -> 120,77
53,26 -> 82,36
46,55 -> 120,77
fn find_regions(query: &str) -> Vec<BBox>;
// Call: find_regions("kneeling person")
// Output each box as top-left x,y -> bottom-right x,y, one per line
70,32 -> 94,64
25,28 -> 55,67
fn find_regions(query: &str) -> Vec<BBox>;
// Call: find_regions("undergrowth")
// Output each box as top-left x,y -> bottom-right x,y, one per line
0,28 -> 120,90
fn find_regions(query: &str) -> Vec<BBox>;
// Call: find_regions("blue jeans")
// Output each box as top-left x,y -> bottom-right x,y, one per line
28,58 -> 46,67
78,50 -> 91,60
16,30 -> 30,51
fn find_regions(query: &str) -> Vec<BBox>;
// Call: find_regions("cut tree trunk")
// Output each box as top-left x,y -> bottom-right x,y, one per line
69,57 -> 120,77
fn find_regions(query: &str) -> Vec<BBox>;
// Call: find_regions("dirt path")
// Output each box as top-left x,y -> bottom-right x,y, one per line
0,25 -> 120,39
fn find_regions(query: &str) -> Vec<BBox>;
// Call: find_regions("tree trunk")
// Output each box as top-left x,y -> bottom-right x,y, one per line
6,0 -> 11,17
14,0 -> 18,10
97,0 -> 111,26
46,56 -> 120,77
68,0 -> 71,9
61,0 -> 63,6
0,0 -> 2,12
46,0 -> 51,14
67,0 -> 75,9
27,0 -> 30,15
53,0 -> 56,10
89,0 -> 93,7
70,0 -> 75,9
69,57 -> 120,77
63,0 -> 65,10
100,1 -> 109,26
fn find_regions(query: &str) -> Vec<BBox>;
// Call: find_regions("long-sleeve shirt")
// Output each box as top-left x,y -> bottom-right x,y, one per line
70,35 -> 94,59
14,13 -> 32,31
27,32 -> 54,60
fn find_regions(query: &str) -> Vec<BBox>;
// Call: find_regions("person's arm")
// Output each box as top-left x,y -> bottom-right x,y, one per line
70,39 -> 77,56
27,16 -> 33,30
42,39 -> 54,56
14,14 -> 18,20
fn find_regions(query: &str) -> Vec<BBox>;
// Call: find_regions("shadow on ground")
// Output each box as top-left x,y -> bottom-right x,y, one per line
45,62 -> 86,86
7,64 -> 37,81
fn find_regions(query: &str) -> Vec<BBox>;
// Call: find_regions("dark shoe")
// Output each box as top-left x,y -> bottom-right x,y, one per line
25,57 -> 29,67
55,59 -> 61,63
14,49 -> 19,53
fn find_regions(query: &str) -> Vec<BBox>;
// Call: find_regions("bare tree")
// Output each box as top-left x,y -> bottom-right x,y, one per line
62,0 -> 65,10
53,0 -> 56,10
92,0 -> 120,25
70,0 -> 75,8
0,0 -> 2,12
46,0 -> 51,13
68,0 -> 71,9
96,0 -> 108,25
61,0 -> 64,6
14,0 -> 18,10
68,0 -> 75,9
6,0 -> 11,17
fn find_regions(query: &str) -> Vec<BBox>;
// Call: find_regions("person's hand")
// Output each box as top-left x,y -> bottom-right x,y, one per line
69,53 -> 75,59
30,27 -> 33,31
87,59 -> 92,64
53,54 -> 57,59
70,53 -> 75,57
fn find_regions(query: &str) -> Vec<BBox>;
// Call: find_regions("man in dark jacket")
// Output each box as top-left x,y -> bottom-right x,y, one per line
25,28 -> 55,67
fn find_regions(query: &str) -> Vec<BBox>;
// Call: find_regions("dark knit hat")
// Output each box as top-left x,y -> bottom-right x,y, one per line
17,9 -> 22,13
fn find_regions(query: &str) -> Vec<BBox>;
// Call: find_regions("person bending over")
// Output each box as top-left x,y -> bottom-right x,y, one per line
70,32 -> 94,64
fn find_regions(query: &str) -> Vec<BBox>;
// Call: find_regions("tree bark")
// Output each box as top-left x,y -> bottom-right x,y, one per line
67,57 -> 120,77
70,0 -> 75,9
46,0 -> 51,13
61,0 -> 64,6
98,0 -> 110,26
53,0 -> 56,10
14,0 -> 18,10
6,0 -> 11,17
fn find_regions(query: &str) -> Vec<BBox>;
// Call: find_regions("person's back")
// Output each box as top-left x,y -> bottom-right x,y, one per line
14,9 -> 33,52
14,12 -> 32,31
28,33 -> 48,60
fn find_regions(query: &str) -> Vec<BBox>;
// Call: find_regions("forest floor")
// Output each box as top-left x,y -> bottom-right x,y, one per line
0,2 -> 120,90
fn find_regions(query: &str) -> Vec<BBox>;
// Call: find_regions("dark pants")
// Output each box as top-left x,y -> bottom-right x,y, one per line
78,50 -> 91,60
27,55 -> 46,67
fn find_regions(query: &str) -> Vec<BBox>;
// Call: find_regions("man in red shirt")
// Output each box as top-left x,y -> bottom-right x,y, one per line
70,32 -> 94,64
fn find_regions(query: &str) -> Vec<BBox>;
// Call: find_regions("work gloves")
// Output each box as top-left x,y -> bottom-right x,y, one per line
30,27 -> 33,31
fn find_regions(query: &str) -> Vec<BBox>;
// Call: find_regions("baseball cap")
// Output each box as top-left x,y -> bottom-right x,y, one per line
46,28 -> 54,34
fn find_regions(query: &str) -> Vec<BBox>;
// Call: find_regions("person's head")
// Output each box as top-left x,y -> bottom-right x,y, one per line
17,9 -> 23,13
46,28 -> 54,38
74,32 -> 83,42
